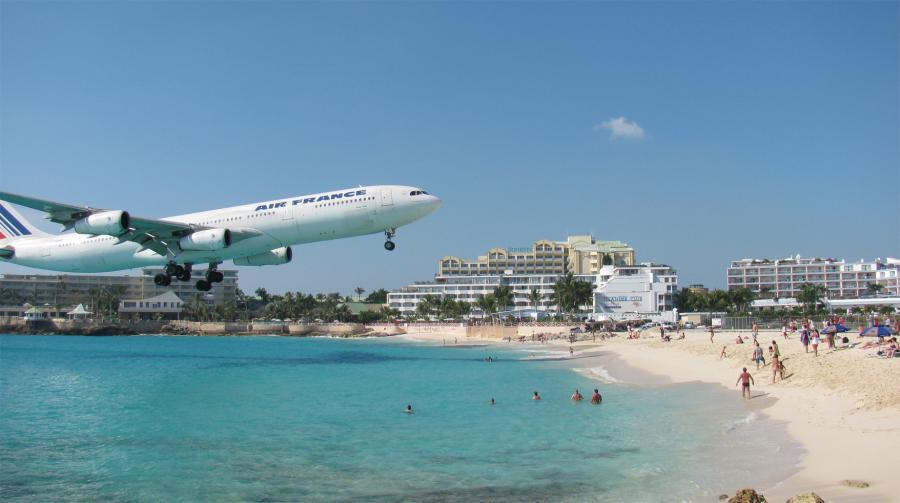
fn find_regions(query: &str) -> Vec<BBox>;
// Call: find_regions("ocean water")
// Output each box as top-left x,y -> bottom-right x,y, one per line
0,335 -> 798,502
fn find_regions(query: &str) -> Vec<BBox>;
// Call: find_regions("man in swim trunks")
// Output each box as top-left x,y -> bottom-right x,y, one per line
571,389 -> 583,401
405,404 -> 414,414
532,391 -> 541,401
735,367 -> 754,399
591,389 -> 602,404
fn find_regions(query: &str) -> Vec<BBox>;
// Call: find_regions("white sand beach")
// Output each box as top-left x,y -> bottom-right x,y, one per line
399,327 -> 900,502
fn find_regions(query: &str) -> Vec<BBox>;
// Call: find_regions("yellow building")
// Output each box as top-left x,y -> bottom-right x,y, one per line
438,235 -> 635,277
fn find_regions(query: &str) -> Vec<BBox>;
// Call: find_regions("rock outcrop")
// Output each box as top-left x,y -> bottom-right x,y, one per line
728,489 -> 768,503
840,479 -> 869,488
786,493 -> 824,503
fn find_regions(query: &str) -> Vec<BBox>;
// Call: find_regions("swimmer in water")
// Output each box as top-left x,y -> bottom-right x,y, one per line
405,404 -> 413,414
532,391 -> 541,401
571,389 -> 583,401
489,398 -> 495,405
591,388 -> 602,404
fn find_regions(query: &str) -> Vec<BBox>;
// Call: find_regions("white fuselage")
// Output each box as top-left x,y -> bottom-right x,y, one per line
3,185 -> 440,273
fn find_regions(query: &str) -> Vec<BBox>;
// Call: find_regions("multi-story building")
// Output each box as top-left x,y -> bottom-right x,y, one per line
0,268 -> 238,308
592,264 -> 678,322
388,273 -> 597,317
437,235 -> 634,277
726,256 -> 900,299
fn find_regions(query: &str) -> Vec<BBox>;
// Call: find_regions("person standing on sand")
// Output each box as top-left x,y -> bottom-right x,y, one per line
751,322 -> 759,343
771,353 -> 784,383
782,323 -> 788,340
800,329 -> 810,353
720,345 -> 727,359
753,342 -> 765,369
812,331 -> 821,357
736,367 -> 755,399
771,340 -> 781,360
709,326 -> 715,343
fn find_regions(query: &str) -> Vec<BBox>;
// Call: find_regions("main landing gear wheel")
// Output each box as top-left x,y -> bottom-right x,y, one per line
384,228 -> 396,251
195,279 -> 212,292
165,263 -> 179,276
154,273 -> 172,287
177,264 -> 193,282
206,270 -> 224,283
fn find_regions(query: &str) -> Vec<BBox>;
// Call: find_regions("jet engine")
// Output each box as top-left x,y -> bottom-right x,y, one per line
233,246 -> 292,266
73,210 -> 130,235
179,229 -> 231,251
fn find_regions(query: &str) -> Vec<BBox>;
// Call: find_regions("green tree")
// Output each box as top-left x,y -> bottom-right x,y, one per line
796,283 -> 827,313
354,287 -> 366,301
493,285 -> 514,312
475,294 -> 497,321
527,288 -> 543,311
550,273 -> 593,318
365,289 -> 389,304
867,283 -> 884,295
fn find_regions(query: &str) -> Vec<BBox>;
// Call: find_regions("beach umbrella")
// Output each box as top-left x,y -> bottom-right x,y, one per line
859,326 -> 892,337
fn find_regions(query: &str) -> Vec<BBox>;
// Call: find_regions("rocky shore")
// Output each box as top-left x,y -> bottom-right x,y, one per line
0,317 -> 404,338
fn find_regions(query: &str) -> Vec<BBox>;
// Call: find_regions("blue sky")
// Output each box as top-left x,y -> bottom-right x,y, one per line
1,1 -> 898,295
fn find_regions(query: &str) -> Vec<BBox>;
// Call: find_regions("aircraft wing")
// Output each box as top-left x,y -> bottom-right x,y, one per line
0,191 -> 262,256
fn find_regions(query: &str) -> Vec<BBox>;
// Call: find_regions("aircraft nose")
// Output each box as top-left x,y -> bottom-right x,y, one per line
427,194 -> 442,212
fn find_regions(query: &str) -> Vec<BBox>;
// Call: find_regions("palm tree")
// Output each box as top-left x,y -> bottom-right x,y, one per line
796,283 -> 827,313
493,286 -> 513,313
354,287 -> 366,301
527,288 -> 542,312
475,294 -> 497,322
867,283 -> 884,296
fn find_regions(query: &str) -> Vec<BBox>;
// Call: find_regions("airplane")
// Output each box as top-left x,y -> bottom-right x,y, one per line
0,185 -> 441,291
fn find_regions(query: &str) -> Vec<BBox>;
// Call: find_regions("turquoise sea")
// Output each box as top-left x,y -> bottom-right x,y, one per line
0,335 -> 798,502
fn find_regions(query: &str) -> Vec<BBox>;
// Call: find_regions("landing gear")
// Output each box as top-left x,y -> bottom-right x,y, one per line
177,264 -> 192,282
192,263 -> 223,291
154,273 -> 171,286
205,263 -> 224,284
384,228 -> 396,251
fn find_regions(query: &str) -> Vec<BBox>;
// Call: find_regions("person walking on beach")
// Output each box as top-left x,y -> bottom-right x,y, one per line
752,342 -> 765,369
709,326 -> 715,343
771,353 -> 784,383
751,322 -> 759,343
771,340 -> 781,360
800,329 -> 810,353
532,391 -> 541,401
720,345 -> 727,359
782,323 -> 788,340
591,388 -> 602,404
812,331 -> 821,357
736,368 -> 755,399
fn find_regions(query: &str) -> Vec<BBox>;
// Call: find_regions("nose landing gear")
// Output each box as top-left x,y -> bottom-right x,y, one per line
384,228 -> 396,251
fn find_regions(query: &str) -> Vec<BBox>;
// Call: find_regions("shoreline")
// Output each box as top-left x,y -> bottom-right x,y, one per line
397,329 -> 900,502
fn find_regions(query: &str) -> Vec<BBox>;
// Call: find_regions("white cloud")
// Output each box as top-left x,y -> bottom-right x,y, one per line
595,116 -> 645,140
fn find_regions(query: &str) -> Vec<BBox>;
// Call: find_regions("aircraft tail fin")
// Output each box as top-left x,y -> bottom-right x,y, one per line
0,200 -> 48,241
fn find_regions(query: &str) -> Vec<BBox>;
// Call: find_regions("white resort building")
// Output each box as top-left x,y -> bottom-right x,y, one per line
727,256 -> 900,299
591,263 -> 679,322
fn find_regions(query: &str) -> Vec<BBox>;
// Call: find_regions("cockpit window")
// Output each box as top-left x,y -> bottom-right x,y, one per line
409,190 -> 429,196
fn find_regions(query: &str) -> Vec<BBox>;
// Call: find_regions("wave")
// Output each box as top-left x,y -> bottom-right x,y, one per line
573,366 -> 621,384
725,412 -> 758,433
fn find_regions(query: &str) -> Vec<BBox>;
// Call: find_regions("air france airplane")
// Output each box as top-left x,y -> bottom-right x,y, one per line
0,185 -> 441,291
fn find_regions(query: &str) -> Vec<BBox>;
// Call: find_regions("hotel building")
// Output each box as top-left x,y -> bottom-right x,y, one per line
388,234 -> 677,320
0,268 -> 238,308
592,264 -> 678,322
726,256 -> 900,298
437,235 -> 635,277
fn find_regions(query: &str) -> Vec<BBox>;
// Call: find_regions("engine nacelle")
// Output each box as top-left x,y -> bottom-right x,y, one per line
74,210 -> 130,235
233,246 -> 292,266
179,229 -> 231,251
